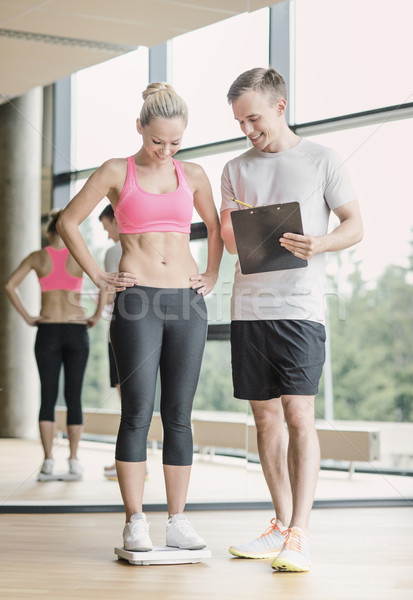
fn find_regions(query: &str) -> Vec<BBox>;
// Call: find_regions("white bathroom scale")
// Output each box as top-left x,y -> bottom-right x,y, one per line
115,546 -> 211,565
37,472 -> 82,482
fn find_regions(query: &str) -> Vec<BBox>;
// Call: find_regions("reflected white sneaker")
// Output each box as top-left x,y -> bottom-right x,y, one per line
104,466 -> 117,480
271,527 -> 311,572
68,458 -> 84,477
40,458 -> 54,475
229,518 -> 286,559
123,513 -> 153,551
166,514 -> 206,550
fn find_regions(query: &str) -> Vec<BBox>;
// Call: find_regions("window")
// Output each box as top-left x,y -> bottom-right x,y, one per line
52,1 -> 413,504
71,48 -> 148,171
307,119 -> 413,284
305,120 -> 413,425
172,9 -> 269,148
294,0 -> 413,122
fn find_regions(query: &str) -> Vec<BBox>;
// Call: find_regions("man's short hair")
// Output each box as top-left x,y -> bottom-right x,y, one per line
227,67 -> 287,105
99,204 -> 115,221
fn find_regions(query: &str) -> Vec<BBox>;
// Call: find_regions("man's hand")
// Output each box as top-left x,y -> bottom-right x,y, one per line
280,232 -> 323,260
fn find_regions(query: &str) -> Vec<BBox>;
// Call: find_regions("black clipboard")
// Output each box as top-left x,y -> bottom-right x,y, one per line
230,201 -> 308,275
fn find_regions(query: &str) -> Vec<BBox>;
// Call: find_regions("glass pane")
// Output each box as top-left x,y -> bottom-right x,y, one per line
307,119 -> 413,283
71,48 -> 149,171
194,341 -> 242,414
172,9 -> 269,148
294,0 -> 413,123
191,238 -> 237,325
188,146 -> 250,323
306,119 -> 413,432
190,145 -> 249,214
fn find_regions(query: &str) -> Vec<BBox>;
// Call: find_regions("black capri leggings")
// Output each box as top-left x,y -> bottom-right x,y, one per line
34,323 -> 89,425
110,285 -> 207,466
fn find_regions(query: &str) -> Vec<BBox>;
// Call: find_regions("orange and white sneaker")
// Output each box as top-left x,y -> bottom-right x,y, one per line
271,527 -> 311,572
229,518 -> 286,559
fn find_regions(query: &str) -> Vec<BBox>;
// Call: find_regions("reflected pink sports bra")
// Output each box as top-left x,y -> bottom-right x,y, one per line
114,156 -> 194,234
38,246 -> 83,293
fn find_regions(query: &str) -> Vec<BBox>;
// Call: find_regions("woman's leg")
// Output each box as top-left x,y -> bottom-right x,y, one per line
110,287 -> 163,521
35,325 -> 62,459
62,325 -> 89,459
38,421 -> 56,459
160,289 -> 207,515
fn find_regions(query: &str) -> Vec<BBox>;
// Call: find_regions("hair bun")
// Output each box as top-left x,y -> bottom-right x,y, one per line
48,208 -> 63,219
142,82 -> 175,101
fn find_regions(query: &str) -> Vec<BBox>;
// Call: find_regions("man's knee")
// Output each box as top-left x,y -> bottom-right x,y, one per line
250,399 -> 284,433
282,395 -> 316,433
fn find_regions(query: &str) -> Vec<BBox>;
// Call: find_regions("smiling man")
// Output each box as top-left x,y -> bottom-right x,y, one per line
220,67 -> 363,572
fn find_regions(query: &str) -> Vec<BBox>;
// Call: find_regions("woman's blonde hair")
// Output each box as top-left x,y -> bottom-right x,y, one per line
139,82 -> 188,128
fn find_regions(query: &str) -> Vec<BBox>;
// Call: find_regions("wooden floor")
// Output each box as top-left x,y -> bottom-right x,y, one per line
1,439 -> 413,599
1,507 -> 413,600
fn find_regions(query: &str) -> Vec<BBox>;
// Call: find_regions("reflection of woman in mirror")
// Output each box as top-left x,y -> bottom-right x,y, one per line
5,210 -> 102,478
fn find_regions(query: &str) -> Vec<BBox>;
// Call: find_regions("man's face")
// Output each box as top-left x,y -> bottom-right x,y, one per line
231,89 -> 285,152
101,216 -> 119,242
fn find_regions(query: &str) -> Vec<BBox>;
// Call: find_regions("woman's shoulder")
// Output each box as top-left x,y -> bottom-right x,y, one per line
98,157 -> 129,178
31,248 -> 48,264
91,158 -> 130,197
179,160 -> 207,184
27,248 -> 50,274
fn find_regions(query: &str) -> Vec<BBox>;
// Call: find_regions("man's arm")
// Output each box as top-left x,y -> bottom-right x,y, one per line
280,200 -> 363,260
220,208 -> 238,255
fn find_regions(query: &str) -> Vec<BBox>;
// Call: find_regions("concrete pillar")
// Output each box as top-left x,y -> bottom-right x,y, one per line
0,87 -> 43,437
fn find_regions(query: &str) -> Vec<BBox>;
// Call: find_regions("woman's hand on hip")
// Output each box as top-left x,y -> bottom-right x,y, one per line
95,271 -> 138,292
190,271 -> 218,296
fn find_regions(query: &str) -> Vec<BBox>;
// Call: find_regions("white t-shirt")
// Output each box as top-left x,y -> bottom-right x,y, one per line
220,138 -> 356,324
102,240 -> 122,323
104,240 -> 122,274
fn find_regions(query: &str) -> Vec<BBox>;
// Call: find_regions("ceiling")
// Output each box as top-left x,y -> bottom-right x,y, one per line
0,0 -> 276,104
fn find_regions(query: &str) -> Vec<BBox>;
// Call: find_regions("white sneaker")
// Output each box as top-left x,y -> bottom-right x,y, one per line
104,466 -> 117,480
123,513 -> 153,551
166,514 -> 206,550
229,518 -> 286,559
271,527 -> 311,572
68,458 -> 84,477
40,458 -> 54,475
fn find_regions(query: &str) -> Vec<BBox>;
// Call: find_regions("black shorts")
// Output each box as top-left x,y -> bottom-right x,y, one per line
108,341 -> 119,387
230,319 -> 326,400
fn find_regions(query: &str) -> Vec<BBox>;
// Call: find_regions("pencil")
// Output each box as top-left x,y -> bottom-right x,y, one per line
231,197 -> 253,208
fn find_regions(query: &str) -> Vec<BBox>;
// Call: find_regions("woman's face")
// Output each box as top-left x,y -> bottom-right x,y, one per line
137,116 -> 186,162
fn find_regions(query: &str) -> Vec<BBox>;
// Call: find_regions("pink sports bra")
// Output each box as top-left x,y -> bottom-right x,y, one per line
39,246 -> 83,293
114,156 -> 194,234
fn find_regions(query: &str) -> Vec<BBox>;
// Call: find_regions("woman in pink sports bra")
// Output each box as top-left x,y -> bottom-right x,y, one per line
5,209 -> 103,479
58,82 -> 223,551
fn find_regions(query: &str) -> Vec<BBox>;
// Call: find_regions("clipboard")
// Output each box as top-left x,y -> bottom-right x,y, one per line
230,201 -> 308,274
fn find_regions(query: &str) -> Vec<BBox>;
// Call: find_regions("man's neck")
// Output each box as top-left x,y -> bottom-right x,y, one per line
264,128 -> 301,153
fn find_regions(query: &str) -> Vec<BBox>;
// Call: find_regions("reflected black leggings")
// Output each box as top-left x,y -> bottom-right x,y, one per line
110,286 -> 207,466
34,323 -> 89,425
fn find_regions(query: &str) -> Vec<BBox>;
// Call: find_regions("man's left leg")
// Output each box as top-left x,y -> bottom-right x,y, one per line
272,394 -> 319,572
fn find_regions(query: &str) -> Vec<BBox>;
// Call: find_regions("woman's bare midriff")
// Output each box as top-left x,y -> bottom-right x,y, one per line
39,290 -> 87,324
119,232 -> 199,288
